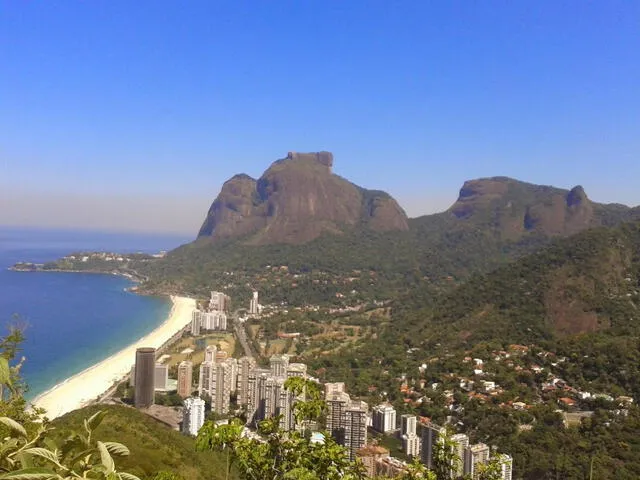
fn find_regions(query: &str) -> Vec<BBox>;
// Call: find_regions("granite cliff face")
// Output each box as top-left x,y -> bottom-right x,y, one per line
198,152 -> 409,244
445,176 -> 611,239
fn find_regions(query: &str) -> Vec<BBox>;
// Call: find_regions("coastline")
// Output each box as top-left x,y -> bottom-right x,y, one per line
31,295 -> 195,420
9,266 -> 147,283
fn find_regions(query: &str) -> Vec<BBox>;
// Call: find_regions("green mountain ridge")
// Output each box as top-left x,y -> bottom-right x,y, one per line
146,166 -> 640,304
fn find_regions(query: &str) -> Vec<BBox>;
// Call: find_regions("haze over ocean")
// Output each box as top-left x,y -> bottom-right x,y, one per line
0,227 -> 190,399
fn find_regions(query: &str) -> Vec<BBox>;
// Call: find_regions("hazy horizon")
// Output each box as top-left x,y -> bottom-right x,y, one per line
3,2 -> 640,234
5,170 -> 640,235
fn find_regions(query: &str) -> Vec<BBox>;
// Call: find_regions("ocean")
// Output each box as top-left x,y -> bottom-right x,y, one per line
0,227 -> 191,400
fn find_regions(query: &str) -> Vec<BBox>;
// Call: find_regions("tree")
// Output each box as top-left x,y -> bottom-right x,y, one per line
197,416 -> 366,480
475,457 -> 503,480
0,327 -> 42,431
431,431 -> 459,480
0,329 -> 141,480
0,410 -> 140,480
283,377 -> 325,433
196,419 -> 243,480
399,459 -> 437,480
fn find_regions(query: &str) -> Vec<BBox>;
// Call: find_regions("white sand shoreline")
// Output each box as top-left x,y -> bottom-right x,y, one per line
31,295 -> 195,419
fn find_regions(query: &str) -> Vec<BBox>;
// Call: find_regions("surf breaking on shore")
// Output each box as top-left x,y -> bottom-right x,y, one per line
31,295 -> 195,419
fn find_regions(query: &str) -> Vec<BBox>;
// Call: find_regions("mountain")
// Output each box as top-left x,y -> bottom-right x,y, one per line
142,162 -> 640,304
197,151 -> 409,245
413,176 -> 636,240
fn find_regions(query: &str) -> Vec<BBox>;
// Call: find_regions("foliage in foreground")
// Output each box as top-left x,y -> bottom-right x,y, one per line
197,417 -> 367,480
0,410 -> 139,480
196,378 -> 504,480
51,405 -> 232,480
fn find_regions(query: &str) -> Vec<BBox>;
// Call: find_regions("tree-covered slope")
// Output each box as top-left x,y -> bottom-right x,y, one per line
140,176 -> 639,305
51,405 -> 233,480
406,220 -> 640,349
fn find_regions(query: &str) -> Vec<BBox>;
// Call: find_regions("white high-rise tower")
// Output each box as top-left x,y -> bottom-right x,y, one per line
249,291 -> 259,315
182,397 -> 205,436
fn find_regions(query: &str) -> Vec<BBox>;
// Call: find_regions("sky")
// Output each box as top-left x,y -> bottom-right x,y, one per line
2,1 -> 640,234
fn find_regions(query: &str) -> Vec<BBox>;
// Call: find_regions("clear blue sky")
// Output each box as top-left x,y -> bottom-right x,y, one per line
2,1 -> 639,234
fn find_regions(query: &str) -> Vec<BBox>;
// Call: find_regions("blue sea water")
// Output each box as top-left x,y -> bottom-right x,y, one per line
0,227 -> 191,400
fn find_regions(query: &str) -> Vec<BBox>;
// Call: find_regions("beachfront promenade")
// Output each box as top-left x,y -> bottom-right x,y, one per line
32,296 -> 196,419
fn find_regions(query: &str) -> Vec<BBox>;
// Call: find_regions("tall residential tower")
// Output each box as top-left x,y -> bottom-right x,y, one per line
134,347 -> 156,408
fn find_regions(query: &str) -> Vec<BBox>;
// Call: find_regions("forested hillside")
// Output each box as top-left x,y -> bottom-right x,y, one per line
139,175 -> 640,306
357,220 -> 640,398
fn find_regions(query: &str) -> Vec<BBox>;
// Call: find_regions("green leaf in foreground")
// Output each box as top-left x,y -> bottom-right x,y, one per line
97,442 -> 115,474
0,418 -> 27,438
0,467 -> 58,480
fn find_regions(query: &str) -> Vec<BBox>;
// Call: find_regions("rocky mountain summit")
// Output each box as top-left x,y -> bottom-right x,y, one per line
196,152 -> 640,250
441,176 -> 634,239
197,151 -> 409,244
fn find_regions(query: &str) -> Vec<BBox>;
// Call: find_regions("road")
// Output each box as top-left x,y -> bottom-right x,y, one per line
232,310 -> 256,358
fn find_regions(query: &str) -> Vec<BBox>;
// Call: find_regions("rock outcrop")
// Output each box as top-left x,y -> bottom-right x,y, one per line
197,152 -> 409,244
447,176 -> 600,239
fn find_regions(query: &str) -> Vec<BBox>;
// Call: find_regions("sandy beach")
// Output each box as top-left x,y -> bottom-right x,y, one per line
31,295 -> 195,419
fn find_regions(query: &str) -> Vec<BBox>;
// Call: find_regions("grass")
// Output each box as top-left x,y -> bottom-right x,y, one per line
52,404 -> 236,480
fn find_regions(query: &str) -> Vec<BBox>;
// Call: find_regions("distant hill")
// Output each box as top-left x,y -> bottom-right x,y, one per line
51,405 -> 232,480
412,176 -> 637,240
197,151 -> 409,245
145,157 -> 640,304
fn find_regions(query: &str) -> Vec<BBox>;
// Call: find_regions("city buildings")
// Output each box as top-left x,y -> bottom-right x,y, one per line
418,422 -> 498,479
269,354 -> 289,378
450,433 -> 470,478
342,400 -> 368,461
198,352 -> 237,415
324,382 -> 346,396
191,310 -> 227,333
198,361 -> 214,397
215,350 -> 229,363
402,433 -> 421,459
324,384 -> 368,461
400,414 -> 420,458
177,361 -> 193,398
357,445 -> 390,478
286,363 -> 307,378
246,367 -> 272,423
372,403 -> 397,433
421,422 -> 446,469
204,311 -> 227,330
464,443 -> 491,479
246,367 -> 298,431
211,360 -> 235,414
182,397 -> 205,436
401,414 -> 417,437
209,291 -> 229,312
249,290 -> 259,315
497,454 -> 513,480
190,311 -> 201,336
154,363 -> 168,391
204,345 -> 217,363
134,347 -> 156,408
242,354 -> 312,431
326,391 -> 351,443
237,356 -> 257,405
